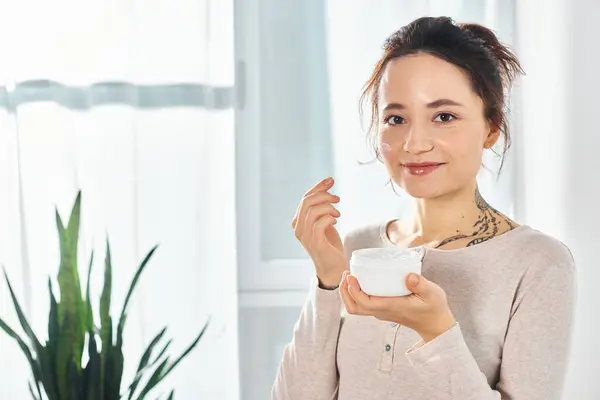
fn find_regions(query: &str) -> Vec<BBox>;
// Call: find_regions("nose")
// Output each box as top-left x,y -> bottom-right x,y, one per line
403,122 -> 433,155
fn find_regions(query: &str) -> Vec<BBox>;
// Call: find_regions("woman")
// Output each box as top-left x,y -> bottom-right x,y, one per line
272,16 -> 575,400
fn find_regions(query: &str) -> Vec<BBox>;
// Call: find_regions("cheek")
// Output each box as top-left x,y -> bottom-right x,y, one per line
441,135 -> 484,173
379,141 -> 393,158
376,132 -> 394,159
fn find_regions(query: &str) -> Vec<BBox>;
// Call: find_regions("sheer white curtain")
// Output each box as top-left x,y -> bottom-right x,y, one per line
0,1 -> 239,399
326,0 -> 516,235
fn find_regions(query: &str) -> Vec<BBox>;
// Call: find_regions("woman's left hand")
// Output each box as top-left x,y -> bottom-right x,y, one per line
340,270 -> 457,343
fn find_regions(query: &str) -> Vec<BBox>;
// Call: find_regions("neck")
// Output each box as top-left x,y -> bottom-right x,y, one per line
408,182 -> 489,245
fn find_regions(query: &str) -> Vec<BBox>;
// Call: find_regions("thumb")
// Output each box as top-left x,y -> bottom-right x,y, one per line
406,273 -> 432,296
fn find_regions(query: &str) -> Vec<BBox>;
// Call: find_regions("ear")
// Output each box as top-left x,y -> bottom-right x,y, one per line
483,123 -> 501,149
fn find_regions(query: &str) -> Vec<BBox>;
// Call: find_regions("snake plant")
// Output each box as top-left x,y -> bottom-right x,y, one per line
0,192 -> 208,399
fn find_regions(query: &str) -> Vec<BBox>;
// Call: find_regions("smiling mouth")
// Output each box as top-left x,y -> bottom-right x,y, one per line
401,162 -> 446,176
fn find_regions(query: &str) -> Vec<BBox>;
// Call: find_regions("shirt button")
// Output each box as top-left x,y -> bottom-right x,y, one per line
385,344 -> 391,352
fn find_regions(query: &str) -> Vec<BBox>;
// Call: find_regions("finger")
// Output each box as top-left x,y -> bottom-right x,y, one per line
292,179 -> 334,229
292,198 -> 306,228
303,203 -> 340,242
347,275 -> 394,313
295,177 -> 335,228
339,269 -> 349,287
311,214 -> 338,250
299,177 -> 337,218
339,271 -> 359,315
306,203 -> 340,227
293,192 -> 340,231
406,273 -> 420,291
347,274 -> 374,309
406,273 -> 433,298
304,177 -> 334,197
293,192 -> 340,236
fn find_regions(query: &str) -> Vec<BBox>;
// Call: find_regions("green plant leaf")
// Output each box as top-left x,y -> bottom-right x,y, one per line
82,250 -> 99,400
2,268 -> 42,351
135,357 -> 170,400
127,327 -> 167,400
68,359 -> 82,400
1,267 -> 47,400
136,320 -> 210,400
83,331 -> 100,400
151,339 -> 173,365
56,312 -> 77,399
38,345 -> 59,400
160,320 -> 209,379
166,390 -> 174,400
28,381 -> 40,400
85,250 -> 95,332
100,239 -> 113,400
41,279 -> 60,400
100,242 -> 112,335
117,245 -> 158,349
66,194 -> 84,316
55,194 -> 86,373
0,316 -> 42,399
48,279 -> 59,350
106,342 -> 124,399
100,318 -> 113,400
54,194 -> 88,398
67,193 -> 88,370
125,337 -> 172,400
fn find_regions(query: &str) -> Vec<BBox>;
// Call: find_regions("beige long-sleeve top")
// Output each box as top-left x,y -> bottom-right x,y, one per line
272,223 -> 576,400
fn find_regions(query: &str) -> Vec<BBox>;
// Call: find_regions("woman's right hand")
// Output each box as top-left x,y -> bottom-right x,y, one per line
292,177 -> 347,287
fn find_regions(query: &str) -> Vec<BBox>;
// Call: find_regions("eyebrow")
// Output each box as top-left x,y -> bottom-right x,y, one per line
382,99 -> 465,112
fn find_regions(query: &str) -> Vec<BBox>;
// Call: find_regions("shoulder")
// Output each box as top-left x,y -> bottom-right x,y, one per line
514,226 -> 575,270
510,226 -> 576,293
341,221 -> 389,259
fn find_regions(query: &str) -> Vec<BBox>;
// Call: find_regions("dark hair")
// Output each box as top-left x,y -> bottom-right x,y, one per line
360,16 -> 524,173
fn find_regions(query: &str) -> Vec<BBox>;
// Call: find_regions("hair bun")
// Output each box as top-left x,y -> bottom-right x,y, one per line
459,23 -> 524,86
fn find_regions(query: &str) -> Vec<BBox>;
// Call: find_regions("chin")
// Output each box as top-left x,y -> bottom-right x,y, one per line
403,187 -> 442,199
394,180 -> 447,199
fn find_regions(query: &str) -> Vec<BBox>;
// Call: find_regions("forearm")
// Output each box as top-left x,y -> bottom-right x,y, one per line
406,324 -> 502,399
271,278 -> 343,400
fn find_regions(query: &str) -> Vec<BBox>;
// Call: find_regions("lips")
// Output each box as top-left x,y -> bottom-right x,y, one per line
402,162 -> 445,176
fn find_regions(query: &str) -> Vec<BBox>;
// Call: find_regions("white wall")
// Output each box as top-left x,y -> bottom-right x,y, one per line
515,1 -> 600,398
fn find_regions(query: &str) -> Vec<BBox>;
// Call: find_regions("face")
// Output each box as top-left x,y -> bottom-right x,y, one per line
377,53 -> 499,199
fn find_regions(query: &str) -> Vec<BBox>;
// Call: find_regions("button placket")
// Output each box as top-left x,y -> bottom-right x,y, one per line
378,323 -> 400,373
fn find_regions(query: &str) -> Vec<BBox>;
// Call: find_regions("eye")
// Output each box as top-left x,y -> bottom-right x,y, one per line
433,113 -> 456,123
384,115 -> 405,125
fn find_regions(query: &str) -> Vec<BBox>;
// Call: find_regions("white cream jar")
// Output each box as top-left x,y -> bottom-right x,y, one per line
349,247 -> 423,297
